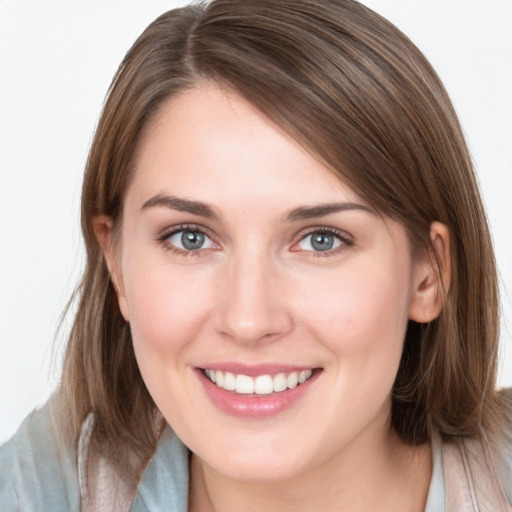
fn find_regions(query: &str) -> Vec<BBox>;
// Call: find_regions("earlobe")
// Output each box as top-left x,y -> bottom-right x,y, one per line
408,222 -> 451,323
92,215 -> 130,322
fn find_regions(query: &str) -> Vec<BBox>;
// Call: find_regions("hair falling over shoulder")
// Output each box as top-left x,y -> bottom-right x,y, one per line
59,0 -> 511,478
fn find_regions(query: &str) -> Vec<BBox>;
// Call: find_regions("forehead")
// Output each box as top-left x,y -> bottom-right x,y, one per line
127,84 -> 362,211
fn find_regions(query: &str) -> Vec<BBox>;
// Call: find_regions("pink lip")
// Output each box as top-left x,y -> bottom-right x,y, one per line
196,367 -> 321,419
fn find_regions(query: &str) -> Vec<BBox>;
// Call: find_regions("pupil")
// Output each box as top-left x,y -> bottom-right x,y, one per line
311,233 -> 333,251
182,231 -> 204,250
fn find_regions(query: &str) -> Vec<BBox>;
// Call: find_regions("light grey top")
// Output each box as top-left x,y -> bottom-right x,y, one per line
0,396 -> 508,512
425,433 -> 445,512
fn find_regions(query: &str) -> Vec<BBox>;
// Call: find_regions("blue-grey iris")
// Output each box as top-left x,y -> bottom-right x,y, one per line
182,231 -> 205,250
311,233 -> 334,251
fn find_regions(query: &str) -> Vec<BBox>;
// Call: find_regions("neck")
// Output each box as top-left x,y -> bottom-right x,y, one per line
188,427 -> 432,512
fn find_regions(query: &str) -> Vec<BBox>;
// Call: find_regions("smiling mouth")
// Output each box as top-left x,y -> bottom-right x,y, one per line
203,368 -> 318,395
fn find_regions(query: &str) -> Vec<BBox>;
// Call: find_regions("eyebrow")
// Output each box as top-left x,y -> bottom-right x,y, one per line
141,194 -> 221,220
285,202 -> 374,222
141,194 -> 373,222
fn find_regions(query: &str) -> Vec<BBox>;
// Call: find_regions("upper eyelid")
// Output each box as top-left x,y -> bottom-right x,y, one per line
294,225 -> 353,243
158,223 -> 214,240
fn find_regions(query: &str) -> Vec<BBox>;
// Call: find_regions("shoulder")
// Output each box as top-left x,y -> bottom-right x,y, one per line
0,394 -> 80,511
80,416 -> 190,512
440,389 -> 512,510
129,425 -> 190,512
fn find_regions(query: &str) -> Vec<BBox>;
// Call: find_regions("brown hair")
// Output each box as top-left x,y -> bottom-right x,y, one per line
61,0 -> 508,475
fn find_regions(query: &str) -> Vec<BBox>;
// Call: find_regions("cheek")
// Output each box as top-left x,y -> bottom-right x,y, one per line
120,241 -> 216,368
291,257 -> 412,380
304,267 -> 409,337
126,269 -> 211,353
293,261 -> 412,432
122,259 -> 218,418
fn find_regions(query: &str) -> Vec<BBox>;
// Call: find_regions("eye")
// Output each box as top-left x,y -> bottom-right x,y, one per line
295,230 -> 348,253
167,229 -> 217,251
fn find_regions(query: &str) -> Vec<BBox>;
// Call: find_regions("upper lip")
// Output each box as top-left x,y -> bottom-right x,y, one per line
197,363 -> 320,377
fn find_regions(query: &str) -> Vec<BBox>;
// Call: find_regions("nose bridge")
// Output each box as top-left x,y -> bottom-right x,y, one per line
214,242 -> 292,344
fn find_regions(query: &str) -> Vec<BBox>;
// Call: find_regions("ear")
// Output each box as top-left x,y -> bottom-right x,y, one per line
408,222 -> 451,323
92,215 -> 130,322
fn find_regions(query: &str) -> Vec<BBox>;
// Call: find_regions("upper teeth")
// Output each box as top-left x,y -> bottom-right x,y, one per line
204,369 -> 313,395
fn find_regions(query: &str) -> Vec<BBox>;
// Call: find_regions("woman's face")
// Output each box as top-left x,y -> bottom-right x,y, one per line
104,84 -> 434,483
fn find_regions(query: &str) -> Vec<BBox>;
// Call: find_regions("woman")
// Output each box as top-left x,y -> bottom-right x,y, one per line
1,1 -> 511,510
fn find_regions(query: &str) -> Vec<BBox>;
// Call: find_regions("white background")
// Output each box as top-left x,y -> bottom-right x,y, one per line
1,0 -> 511,443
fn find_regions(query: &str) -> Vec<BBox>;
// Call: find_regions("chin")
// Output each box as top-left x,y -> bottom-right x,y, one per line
207,455 -> 307,484
196,433 -> 323,484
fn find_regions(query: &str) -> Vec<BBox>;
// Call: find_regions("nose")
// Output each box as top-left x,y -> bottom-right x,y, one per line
213,249 -> 293,345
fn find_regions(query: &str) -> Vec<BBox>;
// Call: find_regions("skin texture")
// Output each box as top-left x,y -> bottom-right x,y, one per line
95,84 -> 449,511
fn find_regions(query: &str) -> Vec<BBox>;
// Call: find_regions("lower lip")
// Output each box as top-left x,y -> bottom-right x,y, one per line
196,369 -> 321,419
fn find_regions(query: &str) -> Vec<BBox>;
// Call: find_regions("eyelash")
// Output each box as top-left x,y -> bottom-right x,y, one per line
157,224 -> 217,258
292,227 -> 353,258
156,224 -> 353,258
